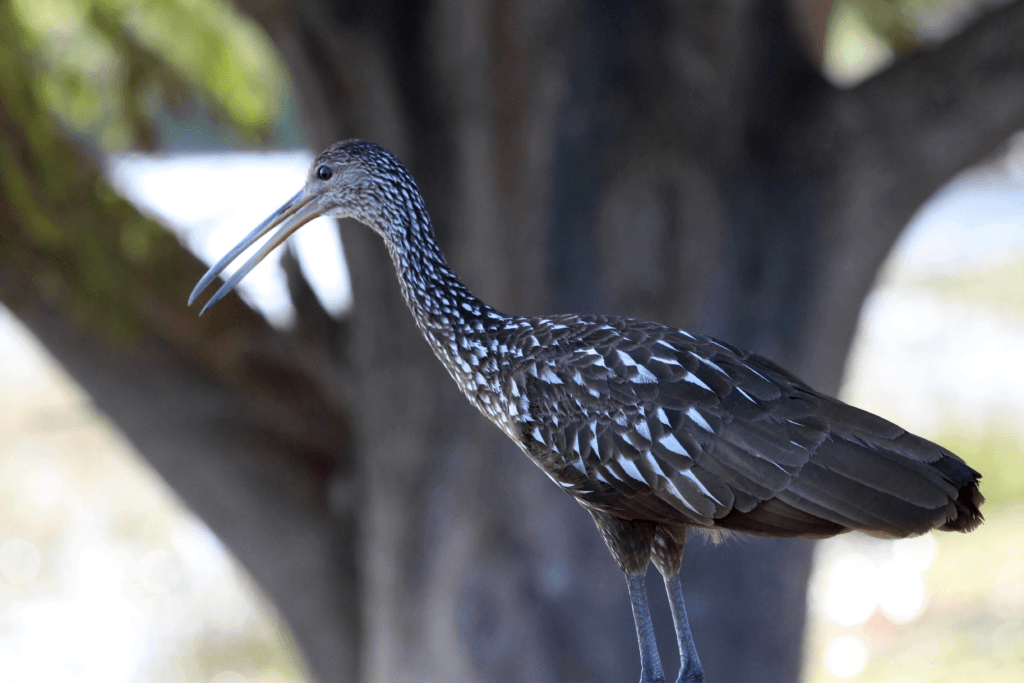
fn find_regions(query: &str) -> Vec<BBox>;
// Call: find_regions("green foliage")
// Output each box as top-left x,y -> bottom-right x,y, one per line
0,0 -> 201,343
9,0 -> 287,150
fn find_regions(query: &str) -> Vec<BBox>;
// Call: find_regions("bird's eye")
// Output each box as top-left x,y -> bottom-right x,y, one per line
317,165 -> 333,181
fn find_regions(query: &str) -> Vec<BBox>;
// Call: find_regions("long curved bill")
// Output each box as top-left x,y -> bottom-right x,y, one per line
189,189 -> 322,314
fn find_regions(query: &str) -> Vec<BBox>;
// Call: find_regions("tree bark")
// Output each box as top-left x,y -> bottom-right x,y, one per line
237,1 -> 1024,681
4,0 -> 1024,682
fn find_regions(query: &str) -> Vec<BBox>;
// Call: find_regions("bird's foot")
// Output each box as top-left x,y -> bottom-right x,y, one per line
639,667 -> 666,683
676,664 -> 705,683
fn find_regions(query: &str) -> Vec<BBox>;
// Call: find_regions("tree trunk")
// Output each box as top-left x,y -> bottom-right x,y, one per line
237,1 -> 1024,681
4,0 -> 1024,681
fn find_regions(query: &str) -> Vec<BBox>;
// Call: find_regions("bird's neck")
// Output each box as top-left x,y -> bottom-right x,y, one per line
376,203 -> 509,403
391,229 -> 503,333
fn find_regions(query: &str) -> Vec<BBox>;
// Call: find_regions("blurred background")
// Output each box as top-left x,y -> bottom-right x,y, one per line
1,1 -> 1022,682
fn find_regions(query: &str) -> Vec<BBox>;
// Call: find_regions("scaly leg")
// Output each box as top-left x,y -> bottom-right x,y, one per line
588,510 -> 665,683
651,525 -> 704,683
663,571 -> 704,683
626,571 -> 666,683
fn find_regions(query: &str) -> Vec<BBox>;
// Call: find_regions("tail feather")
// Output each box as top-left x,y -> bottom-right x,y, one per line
939,471 -> 984,532
786,433 -> 983,538
708,430 -> 984,539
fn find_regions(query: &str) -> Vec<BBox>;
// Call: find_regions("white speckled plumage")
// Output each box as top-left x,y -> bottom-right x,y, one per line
190,140 -> 984,683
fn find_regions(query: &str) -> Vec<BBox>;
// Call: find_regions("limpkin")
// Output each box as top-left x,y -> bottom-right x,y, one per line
190,140 -> 984,683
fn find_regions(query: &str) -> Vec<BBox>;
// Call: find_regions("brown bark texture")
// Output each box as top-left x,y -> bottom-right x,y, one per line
4,1 -> 1024,682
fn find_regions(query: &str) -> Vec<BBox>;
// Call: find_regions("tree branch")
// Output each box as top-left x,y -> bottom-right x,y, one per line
772,0 -> 1024,392
5,287 -> 361,683
281,243 -> 349,358
848,0 -> 1024,216
0,81 -> 361,682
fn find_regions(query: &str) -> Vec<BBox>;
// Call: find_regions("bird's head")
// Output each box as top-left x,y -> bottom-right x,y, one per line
189,140 -> 419,314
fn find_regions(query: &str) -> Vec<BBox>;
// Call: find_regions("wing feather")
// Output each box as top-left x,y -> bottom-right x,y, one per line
782,462 -> 943,536
811,437 -> 955,508
512,316 -> 981,537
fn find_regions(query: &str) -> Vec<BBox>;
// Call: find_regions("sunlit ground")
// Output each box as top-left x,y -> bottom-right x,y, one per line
803,160 -> 1024,679
805,13 -> 1024,676
0,306 -> 308,683
1,136 -> 1023,682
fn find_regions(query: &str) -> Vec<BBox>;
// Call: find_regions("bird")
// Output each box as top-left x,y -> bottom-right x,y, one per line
190,140 -> 984,683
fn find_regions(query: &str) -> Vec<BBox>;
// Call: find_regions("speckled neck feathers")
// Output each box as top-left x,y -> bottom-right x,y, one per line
361,159 -> 508,410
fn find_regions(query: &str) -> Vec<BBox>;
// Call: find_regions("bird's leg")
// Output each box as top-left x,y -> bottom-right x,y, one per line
652,526 -> 704,683
662,571 -> 704,683
589,510 -> 665,683
626,571 -> 666,683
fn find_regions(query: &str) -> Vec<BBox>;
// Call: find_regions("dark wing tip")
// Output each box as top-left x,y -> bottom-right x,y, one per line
930,453 -> 984,533
940,477 -> 985,533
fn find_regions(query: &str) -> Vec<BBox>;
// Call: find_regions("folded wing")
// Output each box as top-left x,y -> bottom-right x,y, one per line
515,317 -> 983,539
